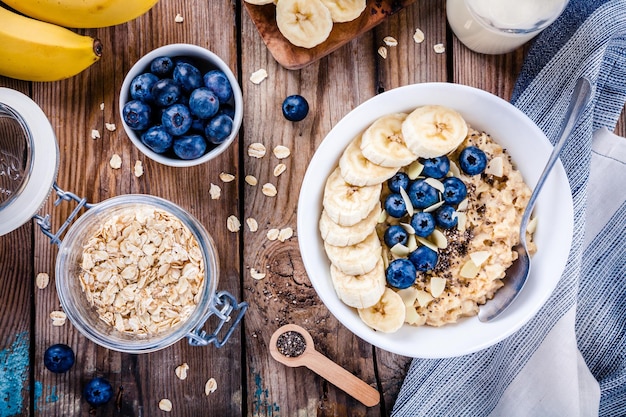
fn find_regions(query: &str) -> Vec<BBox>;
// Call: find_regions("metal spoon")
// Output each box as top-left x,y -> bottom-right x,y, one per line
478,77 -> 592,322
269,324 -> 380,407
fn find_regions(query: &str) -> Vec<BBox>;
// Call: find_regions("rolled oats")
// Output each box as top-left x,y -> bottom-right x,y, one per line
377,46 -> 388,59
245,175 -> 258,186
227,215 -> 241,232
250,268 -> 266,280
159,399 -> 173,412
174,13 -> 184,23
175,363 -> 189,380
278,227 -> 293,242
50,310 -> 66,326
109,154 -> 122,169
205,378 -> 217,395
250,69 -> 268,84
413,28 -> 425,43
266,228 -> 280,241
105,123 -> 116,132
383,36 -> 398,47
273,163 -> 286,177
133,160 -> 144,178
36,272 -> 50,289
246,218 -> 258,232
248,143 -> 266,158
433,43 -> 446,54
209,183 -> 221,200
272,145 -> 291,159
91,129 -> 101,139
262,183 -> 277,197
219,172 -> 235,183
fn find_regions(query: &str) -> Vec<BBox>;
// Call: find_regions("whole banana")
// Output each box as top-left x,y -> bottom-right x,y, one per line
1,0 -> 159,28
0,6 -> 102,82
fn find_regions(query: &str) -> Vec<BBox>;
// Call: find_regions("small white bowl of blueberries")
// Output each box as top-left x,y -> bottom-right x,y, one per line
119,44 -> 243,167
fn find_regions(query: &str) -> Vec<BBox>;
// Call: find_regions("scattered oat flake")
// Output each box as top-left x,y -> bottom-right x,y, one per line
246,218 -> 258,232
109,154 -> 122,169
174,13 -> 184,23
175,363 -> 189,380
36,272 -> 49,289
99,102 -> 105,110
383,36 -> 398,47
50,310 -> 66,326
273,163 -> 286,177
105,123 -> 116,132
209,183 -> 221,200
262,183 -> 277,197
91,129 -> 100,139
248,143 -> 266,158
378,46 -> 388,59
434,43 -> 446,53
272,145 -> 290,159
159,399 -> 173,412
227,215 -> 241,232
245,175 -> 258,186
250,69 -> 268,84
250,268 -> 266,280
278,227 -> 294,242
266,228 -> 280,241
413,28 -> 425,43
219,172 -> 235,182
205,378 -> 217,395
133,160 -> 144,177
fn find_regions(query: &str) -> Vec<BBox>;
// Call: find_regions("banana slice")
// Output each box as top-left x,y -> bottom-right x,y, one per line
319,204 -> 381,247
361,113 -> 417,168
358,287 -> 406,333
323,167 -> 382,226
324,231 -> 381,275
319,0 -> 367,23
339,134 -> 399,186
276,0 -> 334,49
401,105 -> 468,158
244,0 -> 275,4
330,257 -> 386,309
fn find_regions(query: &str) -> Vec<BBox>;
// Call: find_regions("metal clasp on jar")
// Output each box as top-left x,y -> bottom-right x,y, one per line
186,291 -> 248,348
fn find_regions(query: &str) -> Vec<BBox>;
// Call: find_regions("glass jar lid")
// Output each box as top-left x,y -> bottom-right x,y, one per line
0,88 -> 59,236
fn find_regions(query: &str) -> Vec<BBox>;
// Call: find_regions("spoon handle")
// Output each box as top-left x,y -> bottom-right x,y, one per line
304,349 -> 380,407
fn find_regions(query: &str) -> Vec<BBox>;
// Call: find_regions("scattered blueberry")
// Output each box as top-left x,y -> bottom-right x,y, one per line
151,78 -> 181,107
161,104 -> 192,136
383,225 -> 409,248
385,259 -> 417,289
384,193 -> 407,218
459,146 -> 488,175
130,73 -> 158,103
43,344 -> 75,374
434,204 -> 458,229
410,211 -> 436,237
83,377 -> 113,407
205,114 -> 233,145
408,246 -> 439,272
141,125 -> 173,154
421,156 -> 450,179
407,180 -> 439,209
173,135 -> 208,160
203,70 -> 233,103
150,56 -> 174,77
387,172 -> 410,194
122,100 -> 152,130
173,62 -> 203,92
282,95 -> 309,122
189,87 -> 219,119
442,177 -> 467,205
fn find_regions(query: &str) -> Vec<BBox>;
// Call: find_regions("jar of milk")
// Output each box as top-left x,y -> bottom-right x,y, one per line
447,0 -> 569,54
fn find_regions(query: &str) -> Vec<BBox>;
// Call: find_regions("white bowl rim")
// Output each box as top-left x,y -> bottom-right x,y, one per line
119,43 -> 243,167
297,82 -> 574,358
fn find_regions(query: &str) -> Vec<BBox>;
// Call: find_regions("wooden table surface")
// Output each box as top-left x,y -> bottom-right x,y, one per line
1,1 -> 624,416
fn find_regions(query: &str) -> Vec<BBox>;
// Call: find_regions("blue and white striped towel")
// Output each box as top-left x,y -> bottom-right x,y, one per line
392,0 -> 626,415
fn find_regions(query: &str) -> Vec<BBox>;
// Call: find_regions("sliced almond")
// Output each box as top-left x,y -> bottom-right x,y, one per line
456,198 -> 469,212
272,145 -> 291,159
390,243 -> 410,257
407,160 -> 424,179
456,212 -> 467,231
382,248 -> 390,269
448,160 -> 461,177
400,222 -> 415,235
429,277 -> 446,298
416,237 -> 438,252
424,178 -> 445,193
431,229 -> 447,249
527,217 -> 538,234
399,187 -> 414,216
209,183 -> 221,200
248,143 -> 266,158
469,251 -> 490,267
406,234 -> 418,252
405,305 -> 421,324
397,287 -> 418,306
460,260 -> 480,279
423,200 -> 445,213
415,289 -> 434,307
377,209 -> 387,224
485,156 -> 504,177
250,69 -> 268,85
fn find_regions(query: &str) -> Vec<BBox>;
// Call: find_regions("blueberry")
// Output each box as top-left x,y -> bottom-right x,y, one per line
386,259 -> 417,289
150,56 -> 174,77
83,377 -> 113,407
421,156 -> 450,179
204,114 -> 233,145
161,104 -> 192,136
190,117 -> 206,133
282,95 -> 309,122
387,172 -> 410,194
203,70 -> 233,103
173,134 -> 207,160
141,125 -> 173,154
384,193 -> 407,218
410,211 -> 436,237
189,87 -> 219,119
130,73 -> 158,103
407,180 -> 439,209
43,344 -> 75,374
442,177 -> 467,205
459,146 -> 487,175
408,246 -> 439,272
383,225 -> 409,248
434,204 -> 458,229
173,62 -> 203,92
218,104 -> 235,119
122,100 -> 152,130
151,78 -> 182,107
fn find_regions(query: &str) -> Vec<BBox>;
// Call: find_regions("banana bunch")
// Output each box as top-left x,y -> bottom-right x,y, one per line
319,105 -> 469,333
246,0 -> 367,49
0,0 -> 157,81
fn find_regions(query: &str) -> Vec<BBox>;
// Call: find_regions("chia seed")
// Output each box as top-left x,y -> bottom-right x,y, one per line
276,331 -> 306,357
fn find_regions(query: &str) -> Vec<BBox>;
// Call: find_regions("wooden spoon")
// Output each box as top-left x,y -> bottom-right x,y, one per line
269,324 -> 380,407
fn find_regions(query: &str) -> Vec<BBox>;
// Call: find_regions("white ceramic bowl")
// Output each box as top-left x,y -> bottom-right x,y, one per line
297,83 -> 574,358
119,44 -> 243,167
